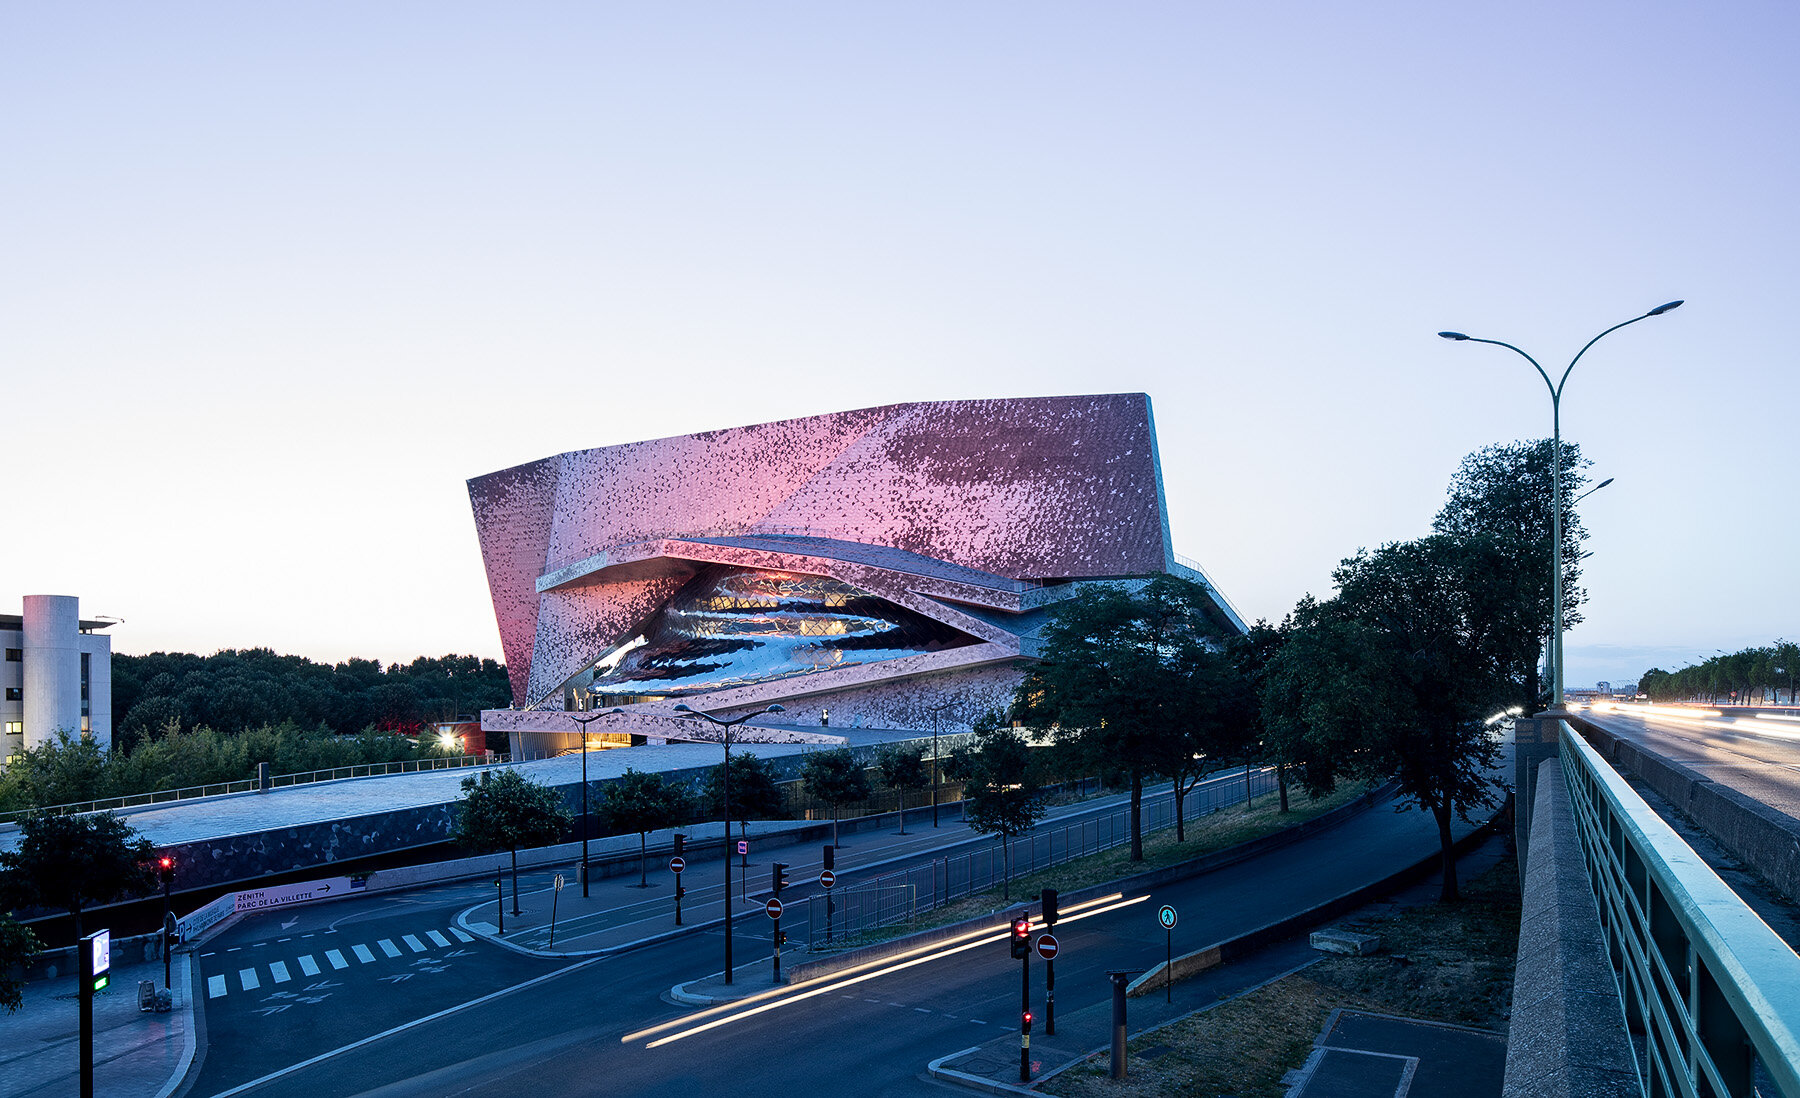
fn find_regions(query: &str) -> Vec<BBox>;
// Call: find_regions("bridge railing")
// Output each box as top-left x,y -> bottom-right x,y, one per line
0,752 -> 511,826
1561,722 -> 1800,1097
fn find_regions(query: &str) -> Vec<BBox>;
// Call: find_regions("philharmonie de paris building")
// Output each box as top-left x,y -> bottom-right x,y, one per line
468,393 -> 1244,759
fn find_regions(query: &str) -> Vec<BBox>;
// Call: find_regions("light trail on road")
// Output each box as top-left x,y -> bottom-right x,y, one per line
623,892 -> 1147,1048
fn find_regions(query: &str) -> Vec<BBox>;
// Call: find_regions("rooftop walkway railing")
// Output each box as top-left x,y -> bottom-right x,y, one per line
1561,721 -> 1800,1097
0,751 -> 511,826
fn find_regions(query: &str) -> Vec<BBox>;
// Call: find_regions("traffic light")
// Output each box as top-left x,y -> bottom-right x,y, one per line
1040,887 -> 1058,926
1009,911 -> 1031,959
775,930 -> 788,947
673,833 -> 685,857
772,862 -> 789,896
1022,1010 -> 1033,1031
822,844 -> 835,871
158,855 -> 175,886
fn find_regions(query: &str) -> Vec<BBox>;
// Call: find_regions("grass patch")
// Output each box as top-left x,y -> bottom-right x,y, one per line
1044,852 -> 1522,1098
806,782 -> 1372,953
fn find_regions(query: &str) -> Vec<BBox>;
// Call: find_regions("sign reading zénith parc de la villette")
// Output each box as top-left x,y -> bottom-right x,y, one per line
234,877 -> 354,913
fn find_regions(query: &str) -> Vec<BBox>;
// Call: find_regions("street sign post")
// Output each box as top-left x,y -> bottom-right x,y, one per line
766,896 -> 785,983
738,839 -> 748,870
670,855 -> 686,925
549,874 -> 564,948
1158,905 -> 1178,1002
79,929 -> 110,1098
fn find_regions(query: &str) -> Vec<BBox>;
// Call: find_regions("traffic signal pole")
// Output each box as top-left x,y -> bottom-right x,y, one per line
1019,943 -> 1031,1083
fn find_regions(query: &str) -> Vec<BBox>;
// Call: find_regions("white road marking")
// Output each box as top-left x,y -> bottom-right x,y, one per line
426,930 -> 450,948
270,961 -> 292,984
325,950 -> 348,969
402,935 -> 427,953
208,975 -> 227,998
298,955 -> 320,976
239,968 -> 260,991
449,928 -> 473,943
353,944 -> 376,963
378,939 -> 401,958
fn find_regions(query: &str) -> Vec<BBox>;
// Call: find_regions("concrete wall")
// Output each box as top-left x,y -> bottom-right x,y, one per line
22,595 -> 81,749
1501,758 -> 1638,1098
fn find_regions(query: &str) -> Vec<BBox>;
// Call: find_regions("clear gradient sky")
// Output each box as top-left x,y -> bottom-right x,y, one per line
5,3 -> 1795,687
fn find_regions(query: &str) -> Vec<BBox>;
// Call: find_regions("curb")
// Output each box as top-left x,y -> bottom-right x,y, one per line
925,1048 -> 1039,1096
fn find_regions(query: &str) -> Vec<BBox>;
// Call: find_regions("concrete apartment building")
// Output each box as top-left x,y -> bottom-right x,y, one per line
1,594 -> 115,760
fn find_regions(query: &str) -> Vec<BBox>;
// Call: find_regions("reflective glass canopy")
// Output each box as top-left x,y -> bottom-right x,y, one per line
580,566 -> 975,698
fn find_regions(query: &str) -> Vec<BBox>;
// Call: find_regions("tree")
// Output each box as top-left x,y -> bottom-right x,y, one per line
801,749 -> 871,848
1432,439 -> 1593,709
1261,535 -> 1514,900
700,753 -> 789,847
453,770 -> 572,915
874,746 -> 930,834
601,769 -> 690,887
0,811 -> 156,940
945,712 -> 1047,900
0,912 -> 38,1013
1014,576 -> 1234,861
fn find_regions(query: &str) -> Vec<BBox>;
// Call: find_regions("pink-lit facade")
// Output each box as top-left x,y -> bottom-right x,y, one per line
469,394 -> 1240,757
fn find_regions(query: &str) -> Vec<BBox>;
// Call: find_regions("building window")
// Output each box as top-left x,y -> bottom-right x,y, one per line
3,721 -> 19,735
80,652 -> 90,714
3,649 -> 19,662
3,688 -> 18,702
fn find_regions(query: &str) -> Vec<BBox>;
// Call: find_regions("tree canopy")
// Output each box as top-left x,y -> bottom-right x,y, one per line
601,769 -> 690,886
801,749 -> 872,846
701,752 -> 788,827
946,712 -> 1047,899
874,745 -> 930,833
1261,535 -> 1514,900
453,770 -> 571,913
1013,576 -> 1242,861
0,811 -> 157,940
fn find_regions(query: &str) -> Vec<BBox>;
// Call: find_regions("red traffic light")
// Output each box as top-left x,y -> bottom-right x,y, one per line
1009,912 -> 1032,959
1022,1011 -> 1033,1027
158,856 -> 173,869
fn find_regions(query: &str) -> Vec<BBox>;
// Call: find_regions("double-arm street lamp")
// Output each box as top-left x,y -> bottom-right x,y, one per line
925,701 -> 955,828
1439,300 -> 1682,708
567,707 -> 626,898
672,701 -> 785,985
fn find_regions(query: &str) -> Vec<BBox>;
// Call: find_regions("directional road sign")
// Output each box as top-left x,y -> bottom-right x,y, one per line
1158,904 -> 1177,930
1036,933 -> 1059,960
819,869 -> 836,889
669,856 -> 686,873
765,897 -> 784,919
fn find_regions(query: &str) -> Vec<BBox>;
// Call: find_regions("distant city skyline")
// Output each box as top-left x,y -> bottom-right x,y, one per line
6,4 -> 1794,692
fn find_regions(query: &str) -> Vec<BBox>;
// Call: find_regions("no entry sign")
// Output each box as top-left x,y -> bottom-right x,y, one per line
765,897 -> 784,919
819,870 -> 836,889
1036,933 -> 1059,960
669,857 -> 686,873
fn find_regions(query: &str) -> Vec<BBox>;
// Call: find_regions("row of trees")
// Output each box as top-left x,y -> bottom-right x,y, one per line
988,439 -> 1594,901
111,650 -> 511,752
1640,643 -> 1800,704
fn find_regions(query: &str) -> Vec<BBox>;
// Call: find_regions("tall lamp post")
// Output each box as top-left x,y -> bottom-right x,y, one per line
672,702 -> 785,985
925,701 -> 955,828
567,707 -> 625,898
1439,300 -> 1681,708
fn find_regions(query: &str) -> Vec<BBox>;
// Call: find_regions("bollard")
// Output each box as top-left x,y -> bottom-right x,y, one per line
1107,970 -> 1135,1080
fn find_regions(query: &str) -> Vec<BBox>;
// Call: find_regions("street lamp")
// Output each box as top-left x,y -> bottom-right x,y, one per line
925,701 -> 955,828
1439,301 -> 1681,708
672,702 -> 785,985
567,706 -> 626,899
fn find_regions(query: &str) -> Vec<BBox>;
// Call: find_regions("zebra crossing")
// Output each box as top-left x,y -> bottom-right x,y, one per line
204,925 -> 477,999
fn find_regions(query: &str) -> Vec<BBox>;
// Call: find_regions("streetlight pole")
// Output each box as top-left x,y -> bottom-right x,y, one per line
672,702 -> 785,985
567,707 -> 625,899
1439,300 -> 1681,709
926,701 -> 954,828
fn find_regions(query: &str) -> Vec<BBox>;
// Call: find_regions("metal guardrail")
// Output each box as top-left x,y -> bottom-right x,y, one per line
1561,722 -> 1800,1097
0,752 -> 511,825
807,767 -> 1278,947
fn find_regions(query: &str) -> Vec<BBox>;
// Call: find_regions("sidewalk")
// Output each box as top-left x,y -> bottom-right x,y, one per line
0,953 -> 195,1098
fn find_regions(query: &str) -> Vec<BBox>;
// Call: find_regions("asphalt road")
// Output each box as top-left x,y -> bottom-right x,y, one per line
187,779 -> 1484,1098
1576,704 -> 1800,821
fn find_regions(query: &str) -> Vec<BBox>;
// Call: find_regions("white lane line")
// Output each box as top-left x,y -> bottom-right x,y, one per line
298,955 -> 320,976
270,961 -> 292,984
449,928 -> 473,943
353,944 -> 376,963
378,939 -> 402,958
426,930 -> 450,948
325,950 -> 348,970
402,935 -> 427,953
208,975 -> 227,998
239,968 -> 260,991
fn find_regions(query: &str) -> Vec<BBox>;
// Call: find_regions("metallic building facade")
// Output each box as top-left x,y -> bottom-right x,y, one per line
469,394 -> 1239,756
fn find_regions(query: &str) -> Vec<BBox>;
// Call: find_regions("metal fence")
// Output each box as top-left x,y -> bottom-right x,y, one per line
806,767 -> 1277,947
1561,722 -> 1800,1097
0,752 -> 510,825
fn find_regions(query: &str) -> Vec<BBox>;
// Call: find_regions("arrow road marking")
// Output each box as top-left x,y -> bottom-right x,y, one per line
302,981 -> 342,992
255,1005 -> 292,1016
378,973 -> 413,984
281,917 -> 299,930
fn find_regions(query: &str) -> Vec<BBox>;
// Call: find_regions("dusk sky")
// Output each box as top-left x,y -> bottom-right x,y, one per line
6,3 -> 1794,687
